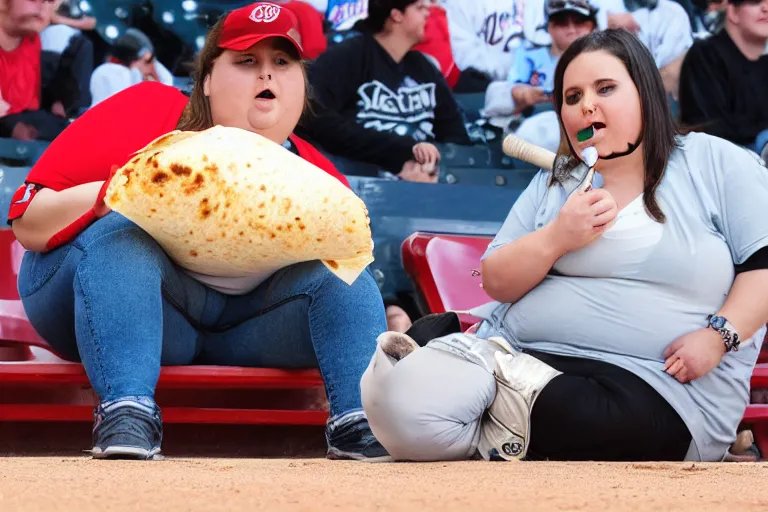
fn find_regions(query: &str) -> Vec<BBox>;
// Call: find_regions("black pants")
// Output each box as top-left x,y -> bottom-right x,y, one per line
526,351 -> 692,461
41,34 -> 94,116
0,110 -> 69,141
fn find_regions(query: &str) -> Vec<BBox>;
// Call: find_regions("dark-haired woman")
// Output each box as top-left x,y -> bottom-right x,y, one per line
8,3 -> 389,462
362,29 -> 768,463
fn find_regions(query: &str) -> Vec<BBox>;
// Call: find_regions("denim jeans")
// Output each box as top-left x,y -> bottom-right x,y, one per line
751,128 -> 768,156
17,212 -> 386,418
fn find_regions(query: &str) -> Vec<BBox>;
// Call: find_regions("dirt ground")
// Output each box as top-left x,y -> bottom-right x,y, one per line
0,458 -> 766,512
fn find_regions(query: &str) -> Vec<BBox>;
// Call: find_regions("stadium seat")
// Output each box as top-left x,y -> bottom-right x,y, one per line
746,362 -> 768,456
0,139 -> 49,166
401,232 -> 492,329
348,177 -> 517,299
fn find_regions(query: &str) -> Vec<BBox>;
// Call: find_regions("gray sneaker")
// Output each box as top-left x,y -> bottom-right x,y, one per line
326,411 -> 392,462
90,399 -> 163,460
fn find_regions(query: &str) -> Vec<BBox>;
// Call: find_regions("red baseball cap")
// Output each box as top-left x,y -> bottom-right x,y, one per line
218,2 -> 306,59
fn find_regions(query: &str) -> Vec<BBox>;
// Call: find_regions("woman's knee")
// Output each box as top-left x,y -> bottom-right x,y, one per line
75,213 -> 170,274
362,345 -> 495,461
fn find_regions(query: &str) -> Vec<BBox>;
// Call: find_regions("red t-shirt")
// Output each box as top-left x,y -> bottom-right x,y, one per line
413,6 -> 460,89
8,81 -> 349,246
0,34 -> 42,115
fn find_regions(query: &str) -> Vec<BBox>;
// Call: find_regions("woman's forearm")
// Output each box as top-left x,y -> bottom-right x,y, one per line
481,223 -> 566,304
11,182 -> 103,252
717,269 -> 768,341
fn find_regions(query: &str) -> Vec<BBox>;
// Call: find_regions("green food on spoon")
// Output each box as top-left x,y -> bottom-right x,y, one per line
577,125 -> 594,142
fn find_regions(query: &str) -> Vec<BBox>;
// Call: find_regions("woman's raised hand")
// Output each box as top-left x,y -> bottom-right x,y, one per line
551,188 -> 618,253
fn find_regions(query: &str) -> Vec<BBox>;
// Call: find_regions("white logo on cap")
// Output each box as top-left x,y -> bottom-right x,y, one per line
250,3 -> 281,23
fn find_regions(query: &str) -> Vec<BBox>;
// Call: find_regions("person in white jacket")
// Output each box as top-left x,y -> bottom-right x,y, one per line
89,28 -> 173,107
444,0 -> 630,92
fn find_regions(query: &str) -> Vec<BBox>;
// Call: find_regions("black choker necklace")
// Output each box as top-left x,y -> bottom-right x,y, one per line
601,133 -> 644,160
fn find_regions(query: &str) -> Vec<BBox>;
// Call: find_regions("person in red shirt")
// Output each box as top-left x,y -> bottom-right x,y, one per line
280,0 -> 328,59
0,0 -> 69,140
8,2 -> 389,462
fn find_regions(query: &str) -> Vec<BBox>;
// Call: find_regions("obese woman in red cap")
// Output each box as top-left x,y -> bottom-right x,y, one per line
8,2 -> 389,462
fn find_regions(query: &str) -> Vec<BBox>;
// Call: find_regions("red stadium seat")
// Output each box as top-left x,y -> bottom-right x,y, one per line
0,228 -> 327,425
401,232 -> 492,330
403,231 -> 768,458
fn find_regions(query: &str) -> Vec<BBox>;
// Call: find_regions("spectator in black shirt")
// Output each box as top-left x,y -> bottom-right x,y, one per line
298,0 -> 472,182
679,0 -> 768,158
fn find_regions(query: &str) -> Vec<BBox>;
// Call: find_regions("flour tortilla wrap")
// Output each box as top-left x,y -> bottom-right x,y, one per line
104,125 -> 374,285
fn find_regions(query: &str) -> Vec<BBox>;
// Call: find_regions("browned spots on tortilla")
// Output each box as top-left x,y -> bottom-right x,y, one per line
286,223 -> 293,230
150,208 -> 157,213
205,164 -> 218,174
352,220 -> 357,224
271,196 -> 276,203
276,225 -> 283,231
171,163 -> 192,177
131,156 -> 141,165
269,232 -> 276,239
299,223 -> 306,230
221,232 -> 226,238
214,204 -> 220,212
222,212 -> 227,220
225,201 -> 231,208
202,154 -> 208,162
316,237 -> 323,242
259,184 -> 266,192
345,227 -> 354,233
233,217 -> 239,223
258,202 -> 265,209
206,237 -> 215,242
159,193 -> 164,198
246,163 -> 251,168
281,198 -> 292,213
258,214 -> 265,219
207,250 -> 213,254
151,171 -> 169,184
189,230 -> 193,235
183,173 -> 205,195
199,197 -> 211,219
295,216 -> 301,221
152,160 -> 159,168
327,260 -> 339,270
239,231 -> 244,236
190,250 -> 198,257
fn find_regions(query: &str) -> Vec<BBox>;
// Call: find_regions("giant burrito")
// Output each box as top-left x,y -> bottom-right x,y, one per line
104,125 -> 374,287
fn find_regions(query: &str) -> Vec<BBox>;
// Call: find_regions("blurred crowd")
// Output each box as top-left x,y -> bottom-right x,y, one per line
1,0 -> 767,171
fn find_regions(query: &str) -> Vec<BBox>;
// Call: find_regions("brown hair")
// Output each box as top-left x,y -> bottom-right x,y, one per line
552,29 -> 678,223
176,16 -> 312,132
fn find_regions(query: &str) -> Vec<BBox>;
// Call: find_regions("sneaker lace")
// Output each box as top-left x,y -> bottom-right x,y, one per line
94,404 -> 162,445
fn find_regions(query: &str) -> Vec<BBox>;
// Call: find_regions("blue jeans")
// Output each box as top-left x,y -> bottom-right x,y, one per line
17,213 -> 386,418
752,129 -> 768,155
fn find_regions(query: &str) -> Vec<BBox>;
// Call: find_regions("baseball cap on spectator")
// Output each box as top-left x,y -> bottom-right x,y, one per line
545,0 -> 599,23
218,2 -> 306,59
112,28 -> 154,65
